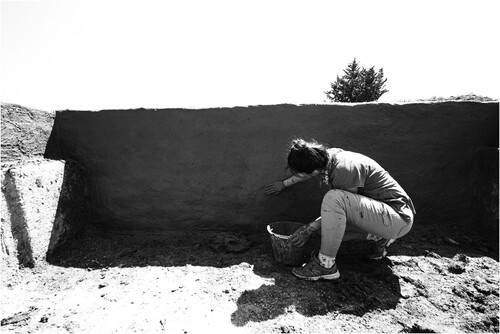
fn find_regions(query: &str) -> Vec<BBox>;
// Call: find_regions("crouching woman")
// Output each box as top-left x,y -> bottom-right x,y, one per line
265,139 -> 416,281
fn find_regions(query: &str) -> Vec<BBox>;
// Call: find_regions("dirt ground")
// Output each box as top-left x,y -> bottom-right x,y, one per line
1,219 -> 498,333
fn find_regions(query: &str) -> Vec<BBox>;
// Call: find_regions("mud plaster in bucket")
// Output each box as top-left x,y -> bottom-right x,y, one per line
267,221 -> 307,266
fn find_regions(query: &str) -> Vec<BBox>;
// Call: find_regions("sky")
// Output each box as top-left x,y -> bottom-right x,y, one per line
1,0 -> 499,111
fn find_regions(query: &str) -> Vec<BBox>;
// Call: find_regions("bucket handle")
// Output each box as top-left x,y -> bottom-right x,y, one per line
267,224 -> 289,240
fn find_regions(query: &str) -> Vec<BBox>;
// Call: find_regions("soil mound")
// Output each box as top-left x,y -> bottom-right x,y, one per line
1,103 -> 54,166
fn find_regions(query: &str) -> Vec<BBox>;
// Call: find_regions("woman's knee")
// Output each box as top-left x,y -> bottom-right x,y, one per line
322,189 -> 347,207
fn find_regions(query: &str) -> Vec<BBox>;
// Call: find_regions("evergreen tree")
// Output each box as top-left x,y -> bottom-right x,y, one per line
325,58 -> 388,102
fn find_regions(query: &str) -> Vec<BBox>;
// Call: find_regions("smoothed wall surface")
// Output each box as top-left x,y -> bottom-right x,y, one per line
44,103 -> 499,231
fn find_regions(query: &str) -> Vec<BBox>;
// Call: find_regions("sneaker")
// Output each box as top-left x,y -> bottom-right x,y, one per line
292,252 -> 340,281
367,238 -> 395,260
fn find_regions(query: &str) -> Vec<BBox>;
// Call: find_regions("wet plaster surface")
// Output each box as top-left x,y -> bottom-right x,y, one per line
1,222 -> 498,333
43,103 -> 499,231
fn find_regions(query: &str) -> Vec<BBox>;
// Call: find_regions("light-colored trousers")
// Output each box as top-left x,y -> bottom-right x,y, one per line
320,189 -> 413,258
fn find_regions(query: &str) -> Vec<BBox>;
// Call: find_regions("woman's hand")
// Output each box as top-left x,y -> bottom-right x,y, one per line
265,181 -> 285,195
288,225 -> 314,247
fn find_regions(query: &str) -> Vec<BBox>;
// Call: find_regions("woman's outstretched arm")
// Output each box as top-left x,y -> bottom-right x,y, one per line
264,173 -> 315,195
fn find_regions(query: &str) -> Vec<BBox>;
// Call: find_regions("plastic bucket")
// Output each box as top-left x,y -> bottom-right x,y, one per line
267,221 -> 306,266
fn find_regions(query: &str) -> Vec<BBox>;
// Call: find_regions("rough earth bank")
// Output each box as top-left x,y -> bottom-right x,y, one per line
1,221 -> 498,333
1,103 -> 53,165
1,103 -> 87,270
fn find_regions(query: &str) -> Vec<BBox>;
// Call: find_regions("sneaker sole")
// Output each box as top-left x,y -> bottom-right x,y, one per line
293,271 -> 340,281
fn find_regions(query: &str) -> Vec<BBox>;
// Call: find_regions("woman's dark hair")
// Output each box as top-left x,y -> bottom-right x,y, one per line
287,138 -> 330,174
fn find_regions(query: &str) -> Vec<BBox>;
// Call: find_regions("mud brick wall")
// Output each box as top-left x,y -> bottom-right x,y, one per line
44,102 -> 499,232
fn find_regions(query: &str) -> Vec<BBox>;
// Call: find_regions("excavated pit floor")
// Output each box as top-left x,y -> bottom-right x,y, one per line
1,221 -> 498,333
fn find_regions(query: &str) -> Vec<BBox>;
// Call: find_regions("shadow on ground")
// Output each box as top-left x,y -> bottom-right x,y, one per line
230,240 -> 402,326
